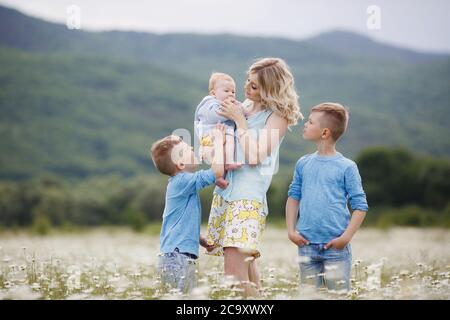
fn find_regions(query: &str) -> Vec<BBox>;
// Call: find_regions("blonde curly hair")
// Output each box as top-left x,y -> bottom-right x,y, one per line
248,57 -> 303,126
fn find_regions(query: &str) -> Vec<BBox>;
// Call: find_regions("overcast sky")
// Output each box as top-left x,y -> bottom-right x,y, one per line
1,0 -> 450,53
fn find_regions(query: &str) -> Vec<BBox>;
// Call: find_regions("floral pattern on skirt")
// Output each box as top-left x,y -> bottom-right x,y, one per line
205,193 -> 267,258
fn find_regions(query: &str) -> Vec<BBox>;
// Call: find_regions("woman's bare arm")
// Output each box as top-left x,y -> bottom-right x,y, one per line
217,99 -> 287,165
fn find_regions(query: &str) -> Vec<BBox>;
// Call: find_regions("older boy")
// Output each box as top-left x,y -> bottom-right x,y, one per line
286,102 -> 369,292
150,125 -> 225,293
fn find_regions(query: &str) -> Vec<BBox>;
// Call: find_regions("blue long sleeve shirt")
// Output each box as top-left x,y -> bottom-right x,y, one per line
287,152 -> 369,243
160,169 -> 216,257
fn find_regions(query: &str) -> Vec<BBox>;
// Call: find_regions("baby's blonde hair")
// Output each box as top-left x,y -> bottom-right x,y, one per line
208,72 -> 234,91
248,58 -> 302,126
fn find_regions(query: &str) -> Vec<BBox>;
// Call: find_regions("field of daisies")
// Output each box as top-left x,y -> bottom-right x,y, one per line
0,226 -> 449,300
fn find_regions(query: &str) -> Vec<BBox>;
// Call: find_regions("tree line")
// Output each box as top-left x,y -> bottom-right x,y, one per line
0,147 -> 449,232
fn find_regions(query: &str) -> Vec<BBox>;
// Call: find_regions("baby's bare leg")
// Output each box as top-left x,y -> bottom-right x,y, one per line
210,135 -> 228,189
225,134 -> 234,165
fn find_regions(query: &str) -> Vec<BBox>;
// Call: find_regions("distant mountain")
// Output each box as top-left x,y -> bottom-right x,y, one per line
0,5 -> 449,180
305,30 -> 448,63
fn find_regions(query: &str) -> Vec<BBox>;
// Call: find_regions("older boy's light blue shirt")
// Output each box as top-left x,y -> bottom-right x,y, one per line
160,169 -> 216,258
288,152 -> 369,243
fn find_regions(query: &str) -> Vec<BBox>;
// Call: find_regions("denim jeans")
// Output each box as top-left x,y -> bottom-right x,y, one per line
157,249 -> 198,294
298,243 -> 352,291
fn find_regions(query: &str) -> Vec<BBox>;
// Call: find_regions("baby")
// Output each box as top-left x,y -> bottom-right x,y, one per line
194,72 -> 242,188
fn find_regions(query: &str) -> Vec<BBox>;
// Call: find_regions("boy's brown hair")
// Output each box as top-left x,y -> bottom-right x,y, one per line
208,72 -> 234,91
150,135 -> 182,176
311,102 -> 349,141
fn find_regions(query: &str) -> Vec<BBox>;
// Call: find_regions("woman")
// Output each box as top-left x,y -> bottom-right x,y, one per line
206,57 -> 302,296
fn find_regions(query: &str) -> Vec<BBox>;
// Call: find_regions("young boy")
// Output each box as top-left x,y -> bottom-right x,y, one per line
150,126 -> 225,294
286,102 -> 369,292
194,72 -> 242,189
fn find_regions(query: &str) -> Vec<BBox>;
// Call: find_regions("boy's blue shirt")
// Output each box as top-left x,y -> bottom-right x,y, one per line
160,168 -> 216,258
288,152 -> 369,243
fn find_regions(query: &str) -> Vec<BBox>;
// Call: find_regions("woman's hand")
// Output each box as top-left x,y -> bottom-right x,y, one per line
216,98 -> 245,123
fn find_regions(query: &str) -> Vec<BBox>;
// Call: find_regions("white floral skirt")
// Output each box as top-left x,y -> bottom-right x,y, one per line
206,193 -> 267,258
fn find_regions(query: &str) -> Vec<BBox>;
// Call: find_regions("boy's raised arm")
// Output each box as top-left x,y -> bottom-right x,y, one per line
210,124 -> 226,179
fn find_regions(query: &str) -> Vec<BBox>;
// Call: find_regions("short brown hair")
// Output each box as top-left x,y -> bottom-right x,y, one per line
311,102 -> 349,141
150,135 -> 181,176
208,72 -> 234,91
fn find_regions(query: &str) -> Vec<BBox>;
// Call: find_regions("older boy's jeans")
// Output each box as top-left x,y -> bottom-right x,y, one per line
157,249 -> 198,294
298,243 -> 352,291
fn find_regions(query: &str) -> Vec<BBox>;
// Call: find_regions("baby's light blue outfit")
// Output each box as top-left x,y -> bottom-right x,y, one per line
194,95 -> 235,139
287,151 -> 369,291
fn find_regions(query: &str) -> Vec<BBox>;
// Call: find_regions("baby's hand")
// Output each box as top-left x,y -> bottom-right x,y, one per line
218,98 -> 245,121
226,98 -> 243,110
229,98 -> 249,117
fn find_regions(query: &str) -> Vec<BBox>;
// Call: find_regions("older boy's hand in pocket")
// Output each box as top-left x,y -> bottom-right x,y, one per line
324,235 -> 350,250
288,230 -> 310,247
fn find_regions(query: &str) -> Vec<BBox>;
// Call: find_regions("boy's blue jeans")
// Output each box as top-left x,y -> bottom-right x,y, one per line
157,249 -> 198,294
298,243 -> 352,291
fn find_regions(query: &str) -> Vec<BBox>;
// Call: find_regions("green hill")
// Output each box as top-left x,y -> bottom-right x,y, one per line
0,5 -> 449,180
0,45 -> 204,179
